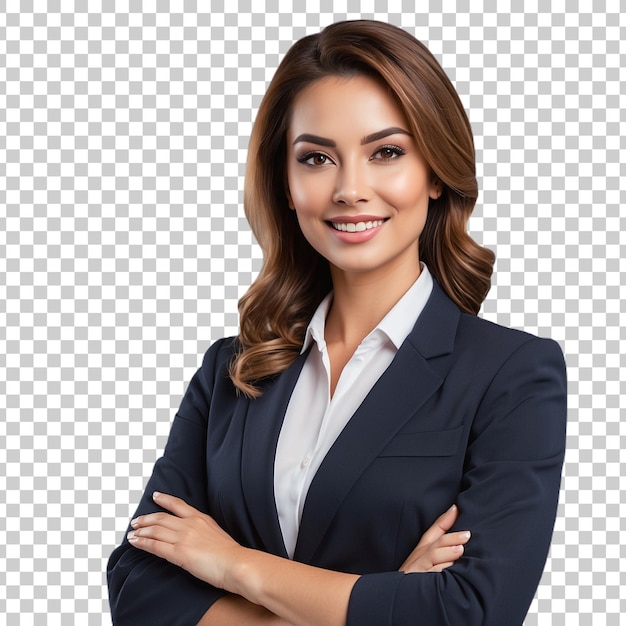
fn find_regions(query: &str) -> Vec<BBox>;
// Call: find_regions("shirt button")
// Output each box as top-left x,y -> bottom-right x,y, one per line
300,457 -> 310,469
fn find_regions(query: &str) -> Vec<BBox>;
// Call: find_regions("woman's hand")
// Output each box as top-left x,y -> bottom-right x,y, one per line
127,491 -> 244,591
399,504 -> 471,573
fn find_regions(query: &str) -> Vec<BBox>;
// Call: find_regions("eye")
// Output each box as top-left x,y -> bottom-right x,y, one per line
372,145 -> 406,161
297,151 -> 334,166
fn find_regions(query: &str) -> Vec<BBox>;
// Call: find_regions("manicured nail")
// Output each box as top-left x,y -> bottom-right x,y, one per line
153,491 -> 161,499
448,504 -> 457,512
127,531 -> 137,541
130,518 -> 138,528
453,544 -> 464,553
461,531 -> 471,540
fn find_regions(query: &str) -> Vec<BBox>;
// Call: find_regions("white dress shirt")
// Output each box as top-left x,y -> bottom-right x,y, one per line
274,264 -> 434,557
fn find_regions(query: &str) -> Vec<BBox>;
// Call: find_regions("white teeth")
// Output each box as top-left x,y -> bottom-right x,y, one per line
331,219 -> 385,232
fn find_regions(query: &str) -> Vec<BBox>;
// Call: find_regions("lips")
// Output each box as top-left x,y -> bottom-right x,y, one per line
326,216 -> 388,243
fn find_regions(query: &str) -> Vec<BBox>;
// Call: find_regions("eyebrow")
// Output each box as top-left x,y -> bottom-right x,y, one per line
292,126 -> 412,147
361,127 -> 412,145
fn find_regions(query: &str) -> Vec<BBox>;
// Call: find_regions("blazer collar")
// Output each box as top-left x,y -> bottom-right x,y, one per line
241,280 -> 461,563
240,348 -> 309,558
405,278 -> 460,360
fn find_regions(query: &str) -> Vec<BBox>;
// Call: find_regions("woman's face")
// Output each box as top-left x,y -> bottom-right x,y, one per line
286,74 -> 439,283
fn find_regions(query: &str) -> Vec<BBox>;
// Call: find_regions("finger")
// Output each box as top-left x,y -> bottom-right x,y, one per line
126,532 -> 184,567
431,543 -> 465,565
151,491 -> 197,518
430,529 -> 471,549
127,524 -> 179,546
402,544 -> 465,574
400,532 -> 470,573
131,511 -> 184,531
429,561 -> 455,573
416,504 -> 460,547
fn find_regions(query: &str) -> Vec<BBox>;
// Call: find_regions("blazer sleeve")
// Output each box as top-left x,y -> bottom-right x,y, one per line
107,338 -> 230,626
347,336 -> 567,626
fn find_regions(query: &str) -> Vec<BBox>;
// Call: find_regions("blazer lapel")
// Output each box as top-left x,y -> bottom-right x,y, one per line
240,348 -> 310,559
293,282 -> 460,563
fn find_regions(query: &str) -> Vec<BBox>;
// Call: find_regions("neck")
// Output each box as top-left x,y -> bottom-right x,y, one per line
325,259 -> 421,348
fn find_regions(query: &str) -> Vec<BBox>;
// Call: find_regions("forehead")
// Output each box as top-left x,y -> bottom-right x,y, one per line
287,74 -> 409,140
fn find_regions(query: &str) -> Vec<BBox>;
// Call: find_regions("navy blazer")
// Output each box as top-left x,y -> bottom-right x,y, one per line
107,281 -> 567,625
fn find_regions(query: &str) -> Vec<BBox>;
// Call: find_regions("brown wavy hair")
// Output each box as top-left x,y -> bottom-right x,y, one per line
230,20 -> 495,397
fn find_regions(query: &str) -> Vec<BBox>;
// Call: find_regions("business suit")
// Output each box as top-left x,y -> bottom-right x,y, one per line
107,280 -> 567,625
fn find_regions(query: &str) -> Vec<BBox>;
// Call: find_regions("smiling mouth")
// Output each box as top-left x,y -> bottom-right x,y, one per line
329,219 -> 386,233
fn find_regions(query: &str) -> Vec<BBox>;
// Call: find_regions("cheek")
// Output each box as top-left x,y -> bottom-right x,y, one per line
377,170 -> 431,216
288,173 -> 331,215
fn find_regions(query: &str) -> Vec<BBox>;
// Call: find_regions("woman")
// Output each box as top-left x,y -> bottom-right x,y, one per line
107,20 -> 566,625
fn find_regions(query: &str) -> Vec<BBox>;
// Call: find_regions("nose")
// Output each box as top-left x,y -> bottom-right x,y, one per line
332,160 -> 370,205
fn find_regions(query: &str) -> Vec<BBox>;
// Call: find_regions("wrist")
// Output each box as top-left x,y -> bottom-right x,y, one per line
226,547 -> 265,603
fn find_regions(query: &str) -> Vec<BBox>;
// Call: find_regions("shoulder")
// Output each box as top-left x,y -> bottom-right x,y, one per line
452,315 -> 567,411
180,336 -> 240,405
195,336 -> 240,385
421,280 -> 565,369
457,313 -> 565,366
201,335 -> 239,367
460,312 -> 562,350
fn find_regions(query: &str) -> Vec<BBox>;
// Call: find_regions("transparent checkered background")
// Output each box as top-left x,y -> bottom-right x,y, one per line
1,1 -> 624,624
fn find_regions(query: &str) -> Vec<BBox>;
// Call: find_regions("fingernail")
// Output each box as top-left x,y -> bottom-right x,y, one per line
448,504 -> 457,512
130,518 -> 138,528
461,531 -> 471,540
127,531 -> 136,541
153,491 -> 161,499
453,544 -> 464,553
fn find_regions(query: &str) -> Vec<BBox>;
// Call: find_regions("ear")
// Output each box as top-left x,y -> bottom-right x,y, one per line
429,176 -> 443,200
286,193 -> 295,210
285,181 -> 295,210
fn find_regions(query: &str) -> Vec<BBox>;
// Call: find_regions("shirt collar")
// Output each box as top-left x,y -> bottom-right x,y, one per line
301,264 -> 434,353
302,291 -> 333,353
